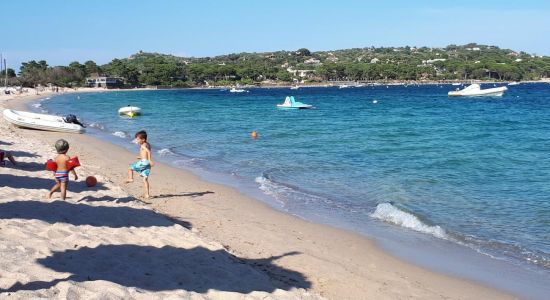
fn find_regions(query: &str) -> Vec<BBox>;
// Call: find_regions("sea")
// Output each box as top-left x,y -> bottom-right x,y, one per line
34,83 -> 550,298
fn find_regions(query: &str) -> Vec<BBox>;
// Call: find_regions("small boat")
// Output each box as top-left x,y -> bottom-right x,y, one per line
508,81 -> 520,86
118,106 -> 142,117
338,84 -> 349,89
452,83 -> 462,86
229,87 -> 248,93
2,109 -> 85,134
448,84 -> 507,97
290,85 -> 300,90
276,96 -> 313,109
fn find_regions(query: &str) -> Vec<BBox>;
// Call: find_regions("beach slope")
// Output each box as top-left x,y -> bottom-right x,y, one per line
0,92 -> 516,299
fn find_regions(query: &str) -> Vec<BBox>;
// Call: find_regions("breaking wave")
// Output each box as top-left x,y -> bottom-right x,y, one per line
371,203 -> 448,239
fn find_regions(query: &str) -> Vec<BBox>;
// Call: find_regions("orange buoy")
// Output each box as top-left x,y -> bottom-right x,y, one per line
251,131 -> 258,139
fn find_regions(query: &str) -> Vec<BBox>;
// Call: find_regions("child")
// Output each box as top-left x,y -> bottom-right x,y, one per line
47,139 -> 78,200
0,150 -> 16,167
126,130 -> 154,199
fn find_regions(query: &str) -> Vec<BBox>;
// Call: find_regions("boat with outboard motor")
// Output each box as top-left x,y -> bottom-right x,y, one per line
3,109 -> 85,133
448,83 -> 507,97
276,96 -> 313,109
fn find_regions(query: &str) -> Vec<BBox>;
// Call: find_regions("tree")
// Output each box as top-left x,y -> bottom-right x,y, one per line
296,48 -> 311,56
84,60 -> 101,75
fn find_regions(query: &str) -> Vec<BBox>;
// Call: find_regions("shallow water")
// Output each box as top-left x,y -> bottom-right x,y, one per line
39,84 -> 550,295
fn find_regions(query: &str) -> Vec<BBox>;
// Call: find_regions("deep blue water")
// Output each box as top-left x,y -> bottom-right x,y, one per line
37,84 -> 549,291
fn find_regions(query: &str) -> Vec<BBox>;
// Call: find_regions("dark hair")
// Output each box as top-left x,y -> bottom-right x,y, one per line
55,139 -> 69,154
135,130 -> 147,141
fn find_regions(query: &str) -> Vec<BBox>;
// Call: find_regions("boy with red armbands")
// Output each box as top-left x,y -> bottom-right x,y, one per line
47,139 -> 79,200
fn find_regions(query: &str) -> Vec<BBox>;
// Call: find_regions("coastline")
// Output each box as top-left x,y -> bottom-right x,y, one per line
1,90 -> 519,299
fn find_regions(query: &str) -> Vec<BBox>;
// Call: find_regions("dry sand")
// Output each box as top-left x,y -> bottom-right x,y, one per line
0,90 -> 517,299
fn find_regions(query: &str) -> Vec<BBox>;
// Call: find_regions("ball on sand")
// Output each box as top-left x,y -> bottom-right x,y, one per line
86,176 -> 97,187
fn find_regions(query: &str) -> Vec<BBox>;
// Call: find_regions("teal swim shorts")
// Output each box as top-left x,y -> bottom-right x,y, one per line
131,160 -> 151,177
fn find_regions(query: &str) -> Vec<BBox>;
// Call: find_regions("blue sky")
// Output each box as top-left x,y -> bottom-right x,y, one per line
2,0 -> 549,70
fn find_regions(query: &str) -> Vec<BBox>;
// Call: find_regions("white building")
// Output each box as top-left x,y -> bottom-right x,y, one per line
304,58 -> 321,64
85,76 -> 124,88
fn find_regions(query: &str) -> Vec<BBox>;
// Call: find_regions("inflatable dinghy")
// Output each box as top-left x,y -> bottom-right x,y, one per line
3,109 -> 85,134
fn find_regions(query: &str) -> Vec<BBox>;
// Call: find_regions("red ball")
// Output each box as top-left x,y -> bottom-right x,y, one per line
85,176 -> 97,187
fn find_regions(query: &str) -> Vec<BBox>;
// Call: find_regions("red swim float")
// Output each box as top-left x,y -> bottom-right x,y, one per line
66,156 -> 80,170
45,156 -> 80,171
46,159 -> 57,171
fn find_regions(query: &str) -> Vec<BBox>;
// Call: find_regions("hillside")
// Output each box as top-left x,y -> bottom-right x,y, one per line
13,43 -> 550,87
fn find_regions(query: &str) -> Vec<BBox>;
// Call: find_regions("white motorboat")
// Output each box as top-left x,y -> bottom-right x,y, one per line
338,84 -> 350,89
448,84 -> 507,97
508,81 -> 520,86
3,109 -> 85,134
229,87 -> 248,93
118,106 -> 142,117
452,83 -> 462,86
276,96 -> 313,109
290,85 -> 300,90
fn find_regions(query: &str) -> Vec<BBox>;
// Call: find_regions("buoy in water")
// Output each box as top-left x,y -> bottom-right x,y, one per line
251,131 -> 258,139
128,112 -> 135,118
373,100 -> 378,104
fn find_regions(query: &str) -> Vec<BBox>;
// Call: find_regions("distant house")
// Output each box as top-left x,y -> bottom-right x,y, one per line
86,75 -> 124,88
422,58 -> 446,65
370,58 -> 380,64
286,67 -> 314,78
304,58 -> 321,64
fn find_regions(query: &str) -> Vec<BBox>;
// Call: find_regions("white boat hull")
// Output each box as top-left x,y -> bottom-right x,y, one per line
3,109 -> 85,134
229,88 -> 247,93
448,85 -> 507,97
118,106 -> 142,116
276,104 -> 312,109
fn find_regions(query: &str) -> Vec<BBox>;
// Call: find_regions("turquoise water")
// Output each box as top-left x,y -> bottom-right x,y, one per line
38,84 -> 549,288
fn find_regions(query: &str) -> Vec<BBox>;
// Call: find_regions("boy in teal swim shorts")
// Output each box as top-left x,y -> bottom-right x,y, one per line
126,130 -> 154,199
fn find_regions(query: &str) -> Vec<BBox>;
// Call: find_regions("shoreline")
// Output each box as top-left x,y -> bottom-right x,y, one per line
1,90 -> 520,299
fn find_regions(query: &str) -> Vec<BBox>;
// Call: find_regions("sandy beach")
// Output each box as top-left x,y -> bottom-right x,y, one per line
0,90 -> 517,299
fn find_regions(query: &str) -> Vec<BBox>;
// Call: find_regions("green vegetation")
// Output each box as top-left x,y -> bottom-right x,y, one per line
10,43 -> 550,87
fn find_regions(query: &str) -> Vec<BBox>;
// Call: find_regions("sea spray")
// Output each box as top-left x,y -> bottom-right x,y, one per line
371,203 -> 448,239
112,131 -> 129,139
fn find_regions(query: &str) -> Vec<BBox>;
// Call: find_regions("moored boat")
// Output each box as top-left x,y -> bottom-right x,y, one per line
276,96 -> 313,109
448,84 -> 507,97
229,87 -> 248,93
3,109 -> 85,133
118,106 -> 142,117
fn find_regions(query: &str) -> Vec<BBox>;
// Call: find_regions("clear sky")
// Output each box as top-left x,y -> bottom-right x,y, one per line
2,0 -> 549,70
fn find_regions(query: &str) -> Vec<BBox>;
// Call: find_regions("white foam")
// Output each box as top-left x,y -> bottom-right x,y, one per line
88,122 -> 105,130
255,176 -> 280,197
31,103 -> 42,108
112,131 -> 128,138
158,148 -> 174,156
371,203 -> 448,239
